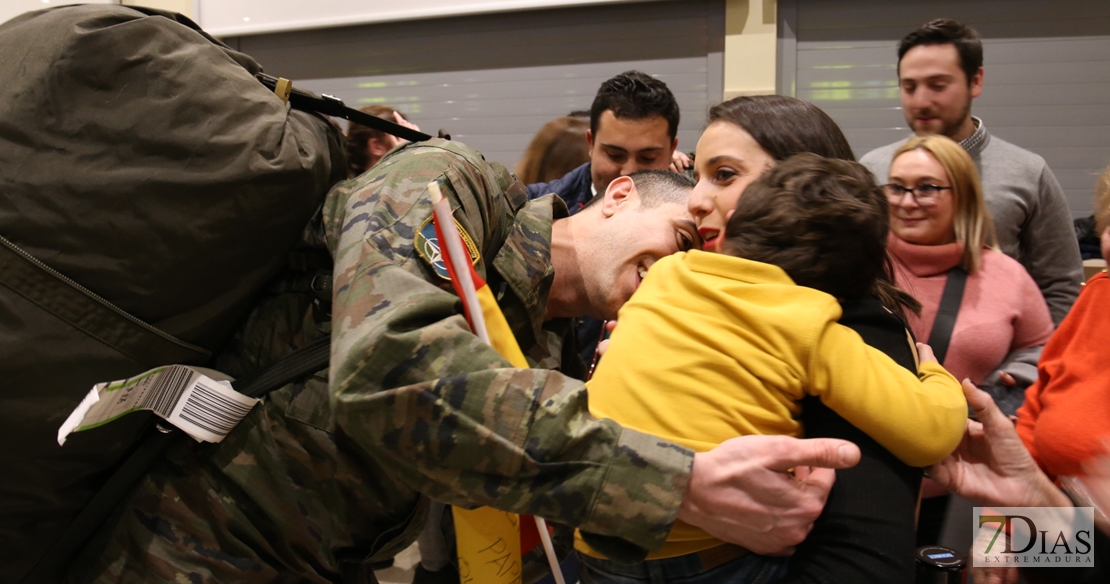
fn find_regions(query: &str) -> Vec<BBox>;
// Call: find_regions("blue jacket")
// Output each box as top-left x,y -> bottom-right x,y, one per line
526,162 -> 594,216
526,162 -> 603,363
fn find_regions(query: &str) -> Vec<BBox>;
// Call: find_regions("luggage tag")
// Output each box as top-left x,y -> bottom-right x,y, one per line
58,365 -> 257,445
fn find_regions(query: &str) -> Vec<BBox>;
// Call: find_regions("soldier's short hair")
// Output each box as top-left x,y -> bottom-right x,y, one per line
628,169 -> 695,209
590,70 -> 680,140
898,19 -> 983,85
578,169 -> 693,212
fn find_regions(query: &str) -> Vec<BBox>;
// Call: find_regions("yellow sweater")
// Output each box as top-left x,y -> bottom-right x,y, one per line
579,251 -> 966,560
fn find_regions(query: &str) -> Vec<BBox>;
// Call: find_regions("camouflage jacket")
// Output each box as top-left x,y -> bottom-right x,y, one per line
326,139 -> 692,557
68,139 -> 691,583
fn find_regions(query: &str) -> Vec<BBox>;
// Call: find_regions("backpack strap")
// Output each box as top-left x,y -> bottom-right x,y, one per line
256,72 -> 433,143
21,333 -> 332,584
926,265 -> 968,366
236,333 -> 332,398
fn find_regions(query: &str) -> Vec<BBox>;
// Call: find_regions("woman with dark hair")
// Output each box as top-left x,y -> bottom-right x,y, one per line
679,96 -> 932,583
515,115 -> 590,185
576,153 -> 965,584
702,95 -> 855,163
345,105 -> 420,178
690,96 -> 915,319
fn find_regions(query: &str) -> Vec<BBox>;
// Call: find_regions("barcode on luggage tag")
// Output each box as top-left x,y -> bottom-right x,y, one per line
177,382 -> 255,437
166,376 -> 259,443
142,365 -> 195,418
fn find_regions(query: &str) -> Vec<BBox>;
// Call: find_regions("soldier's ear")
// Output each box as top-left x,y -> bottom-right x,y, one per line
600,176 -> 636,218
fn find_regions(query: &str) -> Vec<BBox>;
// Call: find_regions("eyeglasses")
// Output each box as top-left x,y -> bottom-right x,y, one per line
882,183 -> 951,207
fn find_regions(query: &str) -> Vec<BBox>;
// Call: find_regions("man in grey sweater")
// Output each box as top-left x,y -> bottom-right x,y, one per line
861,18 -> 1081,325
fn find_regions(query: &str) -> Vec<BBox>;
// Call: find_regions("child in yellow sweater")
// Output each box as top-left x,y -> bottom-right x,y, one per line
576,154 -> 967,583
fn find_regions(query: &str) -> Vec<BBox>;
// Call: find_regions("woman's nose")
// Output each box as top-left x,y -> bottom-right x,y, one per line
901,196 -> 922,210
893,191 -> 920,210
688,183 -> 712,217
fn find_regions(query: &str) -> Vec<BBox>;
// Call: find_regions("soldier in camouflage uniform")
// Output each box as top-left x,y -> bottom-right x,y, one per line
70,139 -> 859,583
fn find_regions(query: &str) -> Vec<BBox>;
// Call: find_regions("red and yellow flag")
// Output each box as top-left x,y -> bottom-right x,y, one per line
428,182 -> 565,584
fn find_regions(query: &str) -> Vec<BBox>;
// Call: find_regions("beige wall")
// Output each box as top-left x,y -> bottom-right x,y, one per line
723,0 -> 776,100
122,0 -> 193,19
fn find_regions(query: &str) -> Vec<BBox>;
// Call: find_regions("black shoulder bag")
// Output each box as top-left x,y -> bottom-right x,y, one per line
927,265 -> 1029,417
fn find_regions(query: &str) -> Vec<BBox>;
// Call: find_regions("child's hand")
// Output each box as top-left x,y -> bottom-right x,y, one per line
587,320 -> 620,380
916,342 -> 938,363
595,320 -> 618,357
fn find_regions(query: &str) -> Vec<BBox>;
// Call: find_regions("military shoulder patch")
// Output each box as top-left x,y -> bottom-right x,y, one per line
414,214 -> 481,280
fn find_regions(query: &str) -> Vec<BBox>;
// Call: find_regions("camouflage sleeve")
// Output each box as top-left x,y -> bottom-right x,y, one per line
324,140 -> 693,557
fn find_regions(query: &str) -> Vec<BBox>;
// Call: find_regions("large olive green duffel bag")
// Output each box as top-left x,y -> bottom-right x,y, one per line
0,5 -> 348,581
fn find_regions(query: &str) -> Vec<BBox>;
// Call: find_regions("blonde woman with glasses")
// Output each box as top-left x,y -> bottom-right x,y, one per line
885,134 -> 1054,551
886,134 -> 1052,395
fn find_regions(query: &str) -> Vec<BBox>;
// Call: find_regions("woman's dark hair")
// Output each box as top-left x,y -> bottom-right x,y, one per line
709,96 -> 919,317
515,116 -> 590,184
346,105 -> 399,178
707,95 -> 856,162
721,153 -> 920,317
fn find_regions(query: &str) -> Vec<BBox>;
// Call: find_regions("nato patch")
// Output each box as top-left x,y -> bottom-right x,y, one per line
414,215 -> 481,280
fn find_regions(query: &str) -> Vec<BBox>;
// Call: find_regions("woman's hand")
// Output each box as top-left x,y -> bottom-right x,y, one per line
929,380 -> 1070,508
392,111 -> 420,144
970,566 -> 1020,584
1076,442 -> 1110,534
669,150 -> 692,173
594,320 -> 618,358
587,320 -> 619,380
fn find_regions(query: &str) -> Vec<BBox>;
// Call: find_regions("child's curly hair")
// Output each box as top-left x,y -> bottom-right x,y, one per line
721,153 -> 914,313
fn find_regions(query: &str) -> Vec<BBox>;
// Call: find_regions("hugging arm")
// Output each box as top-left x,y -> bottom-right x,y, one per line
809,318 -> 967,467
781,296 -> 926,583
